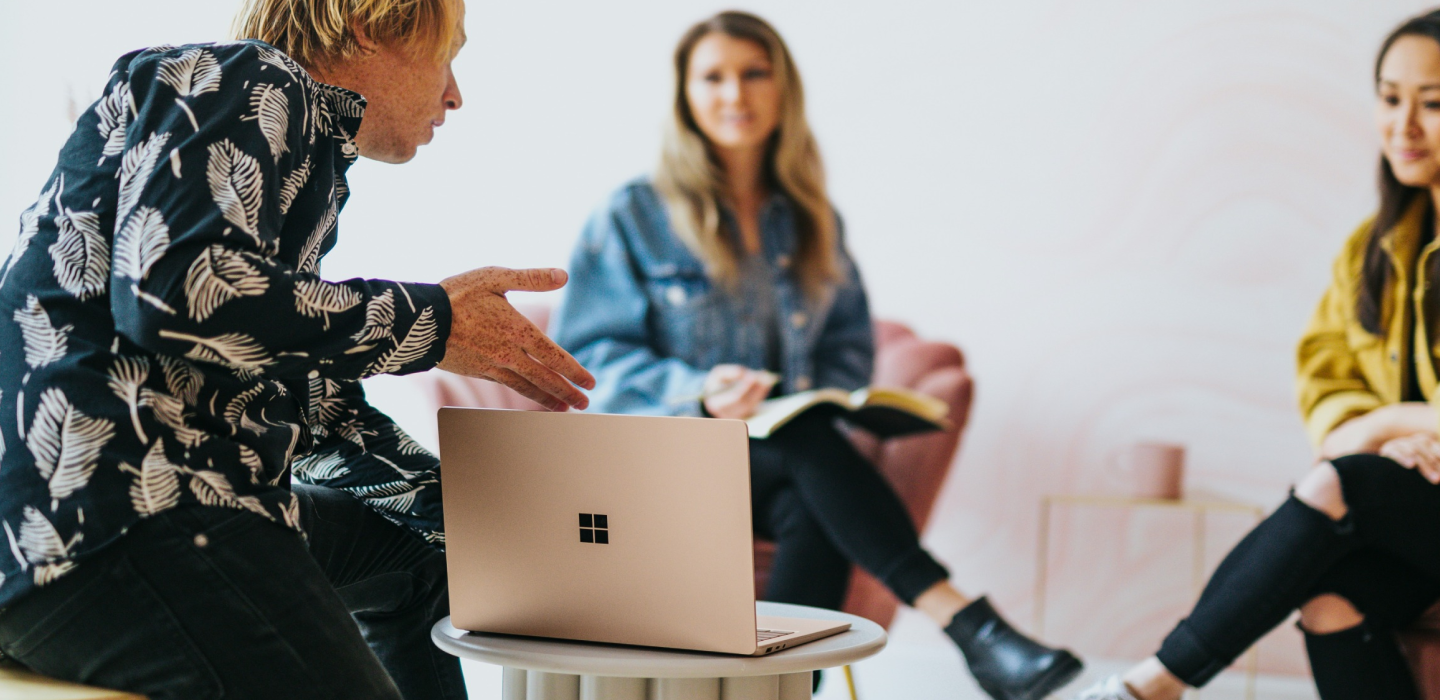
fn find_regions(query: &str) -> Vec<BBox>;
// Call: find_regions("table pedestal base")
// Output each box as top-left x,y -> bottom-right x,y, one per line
501,667 -> 813,700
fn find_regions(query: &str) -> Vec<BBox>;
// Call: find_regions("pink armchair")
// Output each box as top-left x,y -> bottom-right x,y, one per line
410,306 -> 974,628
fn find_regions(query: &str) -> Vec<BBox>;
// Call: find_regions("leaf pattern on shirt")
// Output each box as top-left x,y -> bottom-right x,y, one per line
158,48 -> 222,98
256,46 -> 302,81
295,279 -> 361,330
50,206 -> 109,301
394,424 -> 431,457
297,193 -> 336,275
113,206 -> 169,281
15,296 -> 72,370
2,176 -> 62,289
309,376 -> 346,426
244,83 -> 289,161
119,441 -> 181,516
183,244 -> 269,321
206,139 -> 264,242
223,384 -> 265,427
188,469 -> 271,520
334,418 -> 374,450
116,132 -> 171,230
107,356 -> 150,443
364,306 -> 438,377
278,155 -> 312,216
94,81 -> 132,160
27,388 -> 115,508
138,388 -> 205,448
351,481 -> 424,514
293,451 -> 350,481
351,289 -> 396,343
156,355 -> 203,406
237,444 -> 264,484
16,505 -> 80,585
157,330 -> 273,371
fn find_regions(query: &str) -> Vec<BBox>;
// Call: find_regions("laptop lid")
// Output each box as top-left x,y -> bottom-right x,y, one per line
438,408 -> 759,655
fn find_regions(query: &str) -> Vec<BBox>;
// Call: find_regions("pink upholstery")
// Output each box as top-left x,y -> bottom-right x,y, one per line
411,309 -> 972,629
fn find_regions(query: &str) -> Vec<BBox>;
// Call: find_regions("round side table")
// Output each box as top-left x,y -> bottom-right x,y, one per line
431,601 -> 886,700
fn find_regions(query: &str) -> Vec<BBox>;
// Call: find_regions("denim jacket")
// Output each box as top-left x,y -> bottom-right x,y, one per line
551,178 -> 874,417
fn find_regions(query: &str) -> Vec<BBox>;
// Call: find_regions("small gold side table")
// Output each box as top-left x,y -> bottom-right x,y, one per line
1035,494 -> 1266,700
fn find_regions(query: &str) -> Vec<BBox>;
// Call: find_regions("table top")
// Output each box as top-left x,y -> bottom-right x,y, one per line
431,602 -> 887,678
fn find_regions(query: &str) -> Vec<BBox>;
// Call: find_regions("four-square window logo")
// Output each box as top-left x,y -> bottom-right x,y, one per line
579,513 -> 609,544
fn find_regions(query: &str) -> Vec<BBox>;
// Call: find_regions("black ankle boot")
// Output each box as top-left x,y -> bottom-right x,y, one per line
945,597 -> 1084,700
1305,623 -> 1419,700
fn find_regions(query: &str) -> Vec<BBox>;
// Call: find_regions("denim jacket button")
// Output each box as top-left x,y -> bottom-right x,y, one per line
790,312 -> 808,328
776,254 -> 791,269
795,375 -> 812,391
665,285 -> 687,306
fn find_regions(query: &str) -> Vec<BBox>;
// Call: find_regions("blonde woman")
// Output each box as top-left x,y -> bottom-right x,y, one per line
550,11 -> 1081,699
0,0 -> 594,698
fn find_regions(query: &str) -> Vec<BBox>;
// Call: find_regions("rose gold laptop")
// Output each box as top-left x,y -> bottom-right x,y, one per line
437,407 -> 850,656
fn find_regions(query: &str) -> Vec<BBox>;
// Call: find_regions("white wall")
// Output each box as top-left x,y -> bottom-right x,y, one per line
3,0 -> 1433,678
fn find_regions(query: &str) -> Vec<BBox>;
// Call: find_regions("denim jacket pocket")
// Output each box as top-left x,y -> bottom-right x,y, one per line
644,269 -> 723,367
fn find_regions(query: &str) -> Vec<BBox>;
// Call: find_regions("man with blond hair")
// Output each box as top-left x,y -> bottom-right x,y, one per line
0,0 -> 592,697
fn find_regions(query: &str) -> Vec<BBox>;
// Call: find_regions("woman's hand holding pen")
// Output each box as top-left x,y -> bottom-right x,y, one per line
702,365 -> 778,419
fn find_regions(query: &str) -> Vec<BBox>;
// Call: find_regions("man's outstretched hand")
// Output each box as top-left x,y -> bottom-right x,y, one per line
436,267 -> 595,411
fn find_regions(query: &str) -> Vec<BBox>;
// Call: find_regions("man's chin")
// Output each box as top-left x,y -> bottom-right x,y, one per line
360,146 -> 419,165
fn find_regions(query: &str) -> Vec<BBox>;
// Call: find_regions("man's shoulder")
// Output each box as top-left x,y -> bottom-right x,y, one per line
117,40 -> 311,90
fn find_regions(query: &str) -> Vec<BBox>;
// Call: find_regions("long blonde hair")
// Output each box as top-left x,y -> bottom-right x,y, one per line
229,0 -> 465,68
654,11 -> 839,297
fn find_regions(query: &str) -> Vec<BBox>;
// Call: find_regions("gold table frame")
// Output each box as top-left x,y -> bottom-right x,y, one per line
1034,494 -> 1266,700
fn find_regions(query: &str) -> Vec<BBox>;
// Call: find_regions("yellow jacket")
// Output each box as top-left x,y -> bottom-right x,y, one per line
1298,197 -> 1440,447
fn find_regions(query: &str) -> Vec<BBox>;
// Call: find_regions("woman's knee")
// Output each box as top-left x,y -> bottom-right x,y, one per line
1294,462 -> 1348,521
1299,594 -> 1365,634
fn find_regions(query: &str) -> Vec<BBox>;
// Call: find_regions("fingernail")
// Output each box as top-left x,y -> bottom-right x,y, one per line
551,269 -> 567,285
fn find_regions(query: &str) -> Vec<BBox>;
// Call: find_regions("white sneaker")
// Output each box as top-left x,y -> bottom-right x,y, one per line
1071,675 -> 1140,700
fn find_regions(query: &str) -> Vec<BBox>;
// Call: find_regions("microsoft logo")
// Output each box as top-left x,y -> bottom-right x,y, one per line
579,513 -> 609,544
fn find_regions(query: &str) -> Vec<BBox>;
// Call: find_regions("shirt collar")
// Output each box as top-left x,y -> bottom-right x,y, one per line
309,82 -> 367,174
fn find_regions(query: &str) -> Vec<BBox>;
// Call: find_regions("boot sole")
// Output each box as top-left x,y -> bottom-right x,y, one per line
1004,653 -> 1084,700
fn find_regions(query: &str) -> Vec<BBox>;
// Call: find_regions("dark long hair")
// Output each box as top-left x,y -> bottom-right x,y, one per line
1358,10 -> 1440,333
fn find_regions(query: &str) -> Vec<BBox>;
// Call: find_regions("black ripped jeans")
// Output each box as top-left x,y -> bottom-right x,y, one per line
1155,454 -> 1440,696
0,484 -> 464,700
749,410 -> 950,611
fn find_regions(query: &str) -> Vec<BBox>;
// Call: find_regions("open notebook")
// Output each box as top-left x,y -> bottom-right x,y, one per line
745,386 -> 951,439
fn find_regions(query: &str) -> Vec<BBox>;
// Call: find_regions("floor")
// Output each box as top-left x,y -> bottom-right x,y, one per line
456,609 -> 1320,700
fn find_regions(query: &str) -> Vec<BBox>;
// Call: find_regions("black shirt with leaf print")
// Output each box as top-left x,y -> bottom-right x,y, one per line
0,40 -> 453,607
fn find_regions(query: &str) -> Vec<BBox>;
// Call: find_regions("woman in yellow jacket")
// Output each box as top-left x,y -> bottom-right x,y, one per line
1073,9 -> 1440,700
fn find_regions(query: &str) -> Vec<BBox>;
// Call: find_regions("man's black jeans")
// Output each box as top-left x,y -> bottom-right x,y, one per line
0,484 -> 464,700
750,410 -> 950,611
